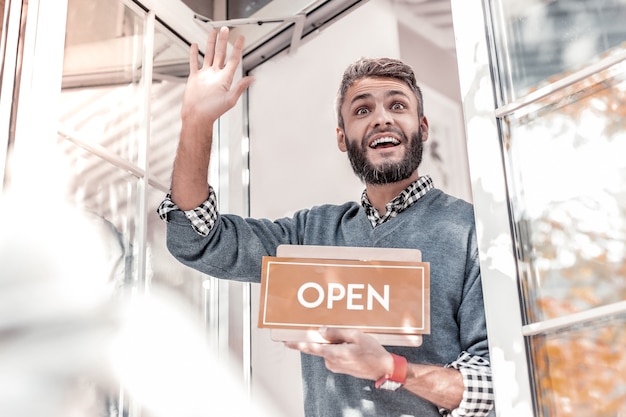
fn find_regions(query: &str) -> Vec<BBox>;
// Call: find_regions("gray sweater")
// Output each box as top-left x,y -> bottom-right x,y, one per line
166,188 -> 489,417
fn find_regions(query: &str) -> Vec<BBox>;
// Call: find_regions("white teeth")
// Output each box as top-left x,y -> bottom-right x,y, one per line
370,136 -> 400,148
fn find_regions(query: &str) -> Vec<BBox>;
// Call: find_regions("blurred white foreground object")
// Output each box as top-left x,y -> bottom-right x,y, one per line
0,198 -> 281,417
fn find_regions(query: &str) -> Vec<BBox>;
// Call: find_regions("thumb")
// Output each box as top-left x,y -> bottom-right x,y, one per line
229,76 -> 255,101
319,327 -> 361,344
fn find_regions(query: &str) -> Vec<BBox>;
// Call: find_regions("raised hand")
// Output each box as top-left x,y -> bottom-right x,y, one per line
181,26 -> 254,126
170,26 -> 253,210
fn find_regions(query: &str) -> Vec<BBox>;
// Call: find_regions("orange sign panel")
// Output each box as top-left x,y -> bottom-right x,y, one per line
258,256 -> 430,335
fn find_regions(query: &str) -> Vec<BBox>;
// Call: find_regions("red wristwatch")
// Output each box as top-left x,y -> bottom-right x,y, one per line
375,353 -> 407,391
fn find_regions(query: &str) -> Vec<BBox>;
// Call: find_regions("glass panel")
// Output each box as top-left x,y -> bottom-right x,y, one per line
0,0 -> 17,189
0,0 -> 5,33
152,22 -> 190,78
147,185 -> 210,316
504,59 -> 626,323
490,0 -> 626,101
58,137 -> 138,289
61,0 -> 146,164
228,0 -> 273,18
149,23 -> 188,186
147,23 -> 213,319
529,313 -> 626,417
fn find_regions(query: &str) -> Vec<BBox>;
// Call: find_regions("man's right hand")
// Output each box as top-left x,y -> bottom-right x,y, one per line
171,27 -> 254,211
181,26 -> 254,128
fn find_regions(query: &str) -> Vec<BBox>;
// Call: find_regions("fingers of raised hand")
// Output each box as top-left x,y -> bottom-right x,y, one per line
192,27 -> 231,72
224,33 -> 245,72
194,27 -> 247,87
199,27 -> 219,68
188,42 -> 200,73
211,26 -> 230,69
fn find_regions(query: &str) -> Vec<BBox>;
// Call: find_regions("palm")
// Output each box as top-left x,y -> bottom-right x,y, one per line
181,27 -> 254,124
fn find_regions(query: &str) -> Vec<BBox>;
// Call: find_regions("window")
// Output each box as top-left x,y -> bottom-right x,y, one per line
454,0 -> 626,415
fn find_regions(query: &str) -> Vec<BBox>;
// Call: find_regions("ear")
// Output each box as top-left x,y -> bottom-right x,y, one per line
420,116 -> 429,142
336,127 -> 348,152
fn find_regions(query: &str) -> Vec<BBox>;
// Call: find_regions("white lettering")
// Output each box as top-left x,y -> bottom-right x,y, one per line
347,284 -> 364,310
327,283 -> 346,309
297,282 -> 324,308
296,282 -> 390,311
367,284 -> 389,311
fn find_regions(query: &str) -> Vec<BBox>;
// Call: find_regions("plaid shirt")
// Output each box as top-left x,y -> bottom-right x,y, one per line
361,175 -> 434,227
157,176 -> 494,416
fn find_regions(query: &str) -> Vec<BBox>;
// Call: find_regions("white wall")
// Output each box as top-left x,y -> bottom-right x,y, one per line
248,0 -> 402,221
246,1 -> 470,416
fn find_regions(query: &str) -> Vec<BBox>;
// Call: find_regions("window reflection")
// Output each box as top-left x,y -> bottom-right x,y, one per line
491,0 -> 626,101
147,185 -> 211,315
228,0 -> 273,18
529,313 -> 626,417
504,61 -> 626,323
149,23 -> 189,186
58,137 -> 138,287
57,0 -> 227,414
62,0 -> 146,164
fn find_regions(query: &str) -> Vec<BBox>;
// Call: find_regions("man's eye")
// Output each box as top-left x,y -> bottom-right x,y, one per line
391,102 -> 406,110
355,107 -> 369,115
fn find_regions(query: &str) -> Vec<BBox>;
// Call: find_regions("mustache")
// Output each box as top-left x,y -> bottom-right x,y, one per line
362,127 -> 407,146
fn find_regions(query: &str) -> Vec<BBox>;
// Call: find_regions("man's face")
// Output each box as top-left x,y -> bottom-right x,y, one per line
337,77 -> 428,185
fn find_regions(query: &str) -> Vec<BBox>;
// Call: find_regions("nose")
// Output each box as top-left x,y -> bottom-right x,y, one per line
371,106 -> 393,127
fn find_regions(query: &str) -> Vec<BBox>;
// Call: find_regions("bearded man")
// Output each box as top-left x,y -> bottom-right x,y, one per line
158,26 -> 494,417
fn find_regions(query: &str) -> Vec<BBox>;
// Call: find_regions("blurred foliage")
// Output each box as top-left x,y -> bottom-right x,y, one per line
531,313 -> 626,417
508,48 -> 626,416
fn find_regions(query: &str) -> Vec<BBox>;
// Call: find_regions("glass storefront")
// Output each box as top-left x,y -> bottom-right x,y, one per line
529,313 -> 626,416
504,61 -> 626,323
59,0 -> 210,309
490,0 -> 626,102
480,0 -> 626,415
4,0 -> 626,415
0,0 -> 234,415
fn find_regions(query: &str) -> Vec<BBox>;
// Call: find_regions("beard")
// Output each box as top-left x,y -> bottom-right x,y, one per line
345,128 -> 424,185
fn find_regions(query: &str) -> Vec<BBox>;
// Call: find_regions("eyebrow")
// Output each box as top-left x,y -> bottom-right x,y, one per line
349,89 -> 411,107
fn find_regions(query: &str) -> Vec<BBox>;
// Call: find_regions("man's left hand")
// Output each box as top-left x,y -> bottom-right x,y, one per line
284,327 -> 394,381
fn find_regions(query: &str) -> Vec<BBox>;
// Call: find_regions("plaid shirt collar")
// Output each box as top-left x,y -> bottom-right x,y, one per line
361,175 -> 434,227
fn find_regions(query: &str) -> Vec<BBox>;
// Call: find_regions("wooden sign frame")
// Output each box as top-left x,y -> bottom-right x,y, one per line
258,245 -> 430,346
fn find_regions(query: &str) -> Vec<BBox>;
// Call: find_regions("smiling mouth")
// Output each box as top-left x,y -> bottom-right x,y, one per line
369,136 -> 401,149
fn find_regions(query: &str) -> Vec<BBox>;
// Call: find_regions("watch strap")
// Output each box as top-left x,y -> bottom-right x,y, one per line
375,353 -> 408,390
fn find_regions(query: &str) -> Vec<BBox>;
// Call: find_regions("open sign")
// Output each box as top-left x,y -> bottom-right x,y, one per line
258,252 -> 430,338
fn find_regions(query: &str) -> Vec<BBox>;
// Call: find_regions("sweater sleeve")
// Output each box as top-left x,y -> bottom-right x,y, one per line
162,195 -> 309,283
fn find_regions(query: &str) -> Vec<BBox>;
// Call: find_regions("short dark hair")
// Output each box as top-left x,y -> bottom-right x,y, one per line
336,57 -> 424,129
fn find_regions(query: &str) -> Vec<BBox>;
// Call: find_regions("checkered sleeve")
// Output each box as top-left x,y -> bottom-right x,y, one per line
156,187 -> 218,237
438,351 -> 494,417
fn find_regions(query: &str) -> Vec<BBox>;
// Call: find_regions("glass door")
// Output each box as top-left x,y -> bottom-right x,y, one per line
2,0 -> 251,415
452,0 -> 626,415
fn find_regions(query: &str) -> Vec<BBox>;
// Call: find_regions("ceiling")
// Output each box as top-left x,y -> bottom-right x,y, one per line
388,0 -> 455,53
60,0 -> 456,87
183,0 -> 458,69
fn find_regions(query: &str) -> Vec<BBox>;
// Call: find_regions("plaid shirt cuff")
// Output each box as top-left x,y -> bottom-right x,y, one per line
156,187 -> 218,237
439,351 -> 494,417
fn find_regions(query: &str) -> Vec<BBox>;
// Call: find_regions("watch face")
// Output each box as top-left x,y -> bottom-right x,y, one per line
379,380 -> 403,391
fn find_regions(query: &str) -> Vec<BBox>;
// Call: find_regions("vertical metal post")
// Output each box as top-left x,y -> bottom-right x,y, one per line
0,0 -> 23,192
9,0 -> 67,199
136,10 -> 155,291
